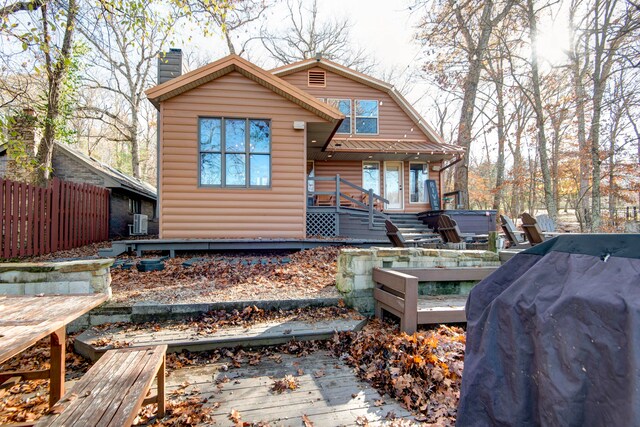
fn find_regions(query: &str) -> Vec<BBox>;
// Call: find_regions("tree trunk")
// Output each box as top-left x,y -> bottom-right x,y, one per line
35,0 -> 77,185
453,57 -> 483,209
130,102 -> 140,178
492,79 -> 505,215
527,0 -> 557,219
569,6 -> 591,230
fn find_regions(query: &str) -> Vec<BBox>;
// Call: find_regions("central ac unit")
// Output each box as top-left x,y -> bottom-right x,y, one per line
132,214 -> 148,235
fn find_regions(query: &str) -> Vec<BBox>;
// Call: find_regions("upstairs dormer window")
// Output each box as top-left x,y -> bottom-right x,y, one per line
308,70 -> 326,87
326,98 -> 351,133
355,100 -> 379,134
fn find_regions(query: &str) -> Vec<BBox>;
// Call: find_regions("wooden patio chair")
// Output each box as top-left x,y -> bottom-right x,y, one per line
499,214 -> 527,248
436,214 -> 487,245
339,193 -> 358,208
536,214 -> 556,232
362,193 -> 383,211
385,220 -> 440,248
520,212 -> 545,246
436,214 -> 464,243
314,195 -> 334,206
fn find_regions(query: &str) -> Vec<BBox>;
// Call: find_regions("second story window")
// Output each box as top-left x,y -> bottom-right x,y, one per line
199,117 -> 271,188
355,100 -> 378,134
327,98 -> 351,133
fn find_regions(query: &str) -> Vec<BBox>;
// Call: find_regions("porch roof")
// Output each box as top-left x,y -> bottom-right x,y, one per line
326,138 -> 464,155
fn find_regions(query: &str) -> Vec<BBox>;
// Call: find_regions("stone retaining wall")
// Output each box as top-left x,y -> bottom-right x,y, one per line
0,259 -> 115,297
336,248 -> 500,314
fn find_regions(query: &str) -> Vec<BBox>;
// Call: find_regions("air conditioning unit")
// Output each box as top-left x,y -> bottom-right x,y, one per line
131,214 -> 148,235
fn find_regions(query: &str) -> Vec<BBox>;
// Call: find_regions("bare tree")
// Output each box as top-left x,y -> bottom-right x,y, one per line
260,0 -> 376,72
76,0 -> 173,179
175,0 -> 269,56
415,0 -> 516,208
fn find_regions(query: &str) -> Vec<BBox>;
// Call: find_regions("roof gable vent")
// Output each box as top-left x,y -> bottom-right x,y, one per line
308,70 -> 326,87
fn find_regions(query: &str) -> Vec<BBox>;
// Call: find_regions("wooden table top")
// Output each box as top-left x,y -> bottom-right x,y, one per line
0,294 -> 108,364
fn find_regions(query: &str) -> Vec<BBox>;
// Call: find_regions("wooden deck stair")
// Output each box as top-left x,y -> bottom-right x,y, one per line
75,318 -> 367,362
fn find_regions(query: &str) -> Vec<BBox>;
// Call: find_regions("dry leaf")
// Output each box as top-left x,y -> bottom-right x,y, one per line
302,414 -> 314,426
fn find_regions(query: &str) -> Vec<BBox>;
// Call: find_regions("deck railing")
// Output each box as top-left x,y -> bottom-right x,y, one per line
307,174 -> 389,229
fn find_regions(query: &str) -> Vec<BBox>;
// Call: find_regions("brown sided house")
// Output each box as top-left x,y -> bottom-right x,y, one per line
146,53 -> 463,240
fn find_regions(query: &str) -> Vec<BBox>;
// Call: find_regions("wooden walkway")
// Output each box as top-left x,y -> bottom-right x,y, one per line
75,318 -> 367,362
165,351 -> 415,426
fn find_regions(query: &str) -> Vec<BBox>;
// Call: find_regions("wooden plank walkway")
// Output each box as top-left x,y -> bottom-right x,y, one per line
75,318 -> 367,362
165,351 -> 416,426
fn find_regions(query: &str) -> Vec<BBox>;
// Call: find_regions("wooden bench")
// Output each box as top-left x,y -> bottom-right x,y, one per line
35,345 -> 167,427
373,267 -> 498,334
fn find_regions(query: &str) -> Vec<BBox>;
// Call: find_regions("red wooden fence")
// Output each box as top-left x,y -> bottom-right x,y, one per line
0,177 -> 110,259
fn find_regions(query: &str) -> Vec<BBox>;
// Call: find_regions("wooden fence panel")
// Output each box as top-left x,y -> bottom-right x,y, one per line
0,177 -> 110,259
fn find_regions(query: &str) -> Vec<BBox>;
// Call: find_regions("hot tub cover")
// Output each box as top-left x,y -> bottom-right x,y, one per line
457,234 -> 640,426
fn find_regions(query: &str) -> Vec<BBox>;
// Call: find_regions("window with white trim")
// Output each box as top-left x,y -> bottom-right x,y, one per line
326,98 -> 351,133
199,117 -> 271,187
355,100 -> 378,134
409,163 -> 428,203
362,161 -> 380,193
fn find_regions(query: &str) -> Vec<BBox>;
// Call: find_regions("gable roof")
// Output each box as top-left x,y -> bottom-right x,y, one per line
145,54 -> 344,124
271,58 -> 452,148
54,143 -> 157,199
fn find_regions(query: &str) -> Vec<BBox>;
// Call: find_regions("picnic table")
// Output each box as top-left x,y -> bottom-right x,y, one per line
0,294 -> 107,407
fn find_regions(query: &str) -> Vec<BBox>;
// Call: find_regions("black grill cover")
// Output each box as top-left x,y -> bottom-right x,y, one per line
457,234 -> 640,426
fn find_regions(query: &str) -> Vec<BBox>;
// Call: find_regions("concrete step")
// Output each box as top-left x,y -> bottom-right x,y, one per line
75,318 -> 367,362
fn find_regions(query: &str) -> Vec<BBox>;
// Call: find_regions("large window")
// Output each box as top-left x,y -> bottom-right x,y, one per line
409,163 -> 428,203
326,99 -> 351,133
355,100 -> 378,134
362,161 -> 380,193
199,117 -> 271,187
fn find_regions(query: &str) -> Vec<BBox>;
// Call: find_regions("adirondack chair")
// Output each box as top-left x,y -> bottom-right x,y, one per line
536,214 -> 556,232
520,212 -> 545,246
314,195 -> 334,206
436,214 -> 488,245
436,214 -> 464,244
385,220 -> 440,248
499,214 -> 527,248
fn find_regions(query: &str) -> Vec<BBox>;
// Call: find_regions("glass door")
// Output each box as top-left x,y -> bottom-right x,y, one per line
384,162 -> 403,210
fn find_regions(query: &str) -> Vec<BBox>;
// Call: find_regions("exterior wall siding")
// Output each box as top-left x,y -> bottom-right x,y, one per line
160,71 -> 327,239
280,67 -> 431,141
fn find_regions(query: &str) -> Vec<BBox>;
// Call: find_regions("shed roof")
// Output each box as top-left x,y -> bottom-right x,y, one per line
145,54 -> 344,124
326,138 -> 464,155
54,143 -> 157,199
271,57 -> 449,148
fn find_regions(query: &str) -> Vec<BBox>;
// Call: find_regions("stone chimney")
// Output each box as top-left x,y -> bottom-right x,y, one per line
157,48 -> 183,84
5,108 -> 37,182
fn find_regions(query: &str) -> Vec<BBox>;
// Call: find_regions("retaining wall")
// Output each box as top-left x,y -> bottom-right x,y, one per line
336,247 -> 500,314
0,259 -> 114,297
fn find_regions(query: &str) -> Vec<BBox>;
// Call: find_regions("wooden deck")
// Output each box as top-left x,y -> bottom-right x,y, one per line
75,318 -> 367,362
164,351 -> 415,426
98,237 -> 389,257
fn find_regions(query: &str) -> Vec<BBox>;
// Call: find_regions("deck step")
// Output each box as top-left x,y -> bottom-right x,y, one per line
75,318 -> 367,362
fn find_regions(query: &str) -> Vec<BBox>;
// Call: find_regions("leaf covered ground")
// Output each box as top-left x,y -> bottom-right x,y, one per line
17,243 -> 344,304
0,316 -> 465,426
110,246 -> 342,304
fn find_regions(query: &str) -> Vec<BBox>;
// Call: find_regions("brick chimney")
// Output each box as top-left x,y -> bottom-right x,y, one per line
157,48 -> 183,84
5,108 -> 37,182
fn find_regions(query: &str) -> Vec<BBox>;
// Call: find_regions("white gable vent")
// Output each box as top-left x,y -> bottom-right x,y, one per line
308,70 -> 326,87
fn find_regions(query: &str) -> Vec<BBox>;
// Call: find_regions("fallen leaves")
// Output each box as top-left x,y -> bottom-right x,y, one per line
109,247 -> 345,304
270,375 -> 299,393
302,414 -> 314,426
330,320 -> 466,426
